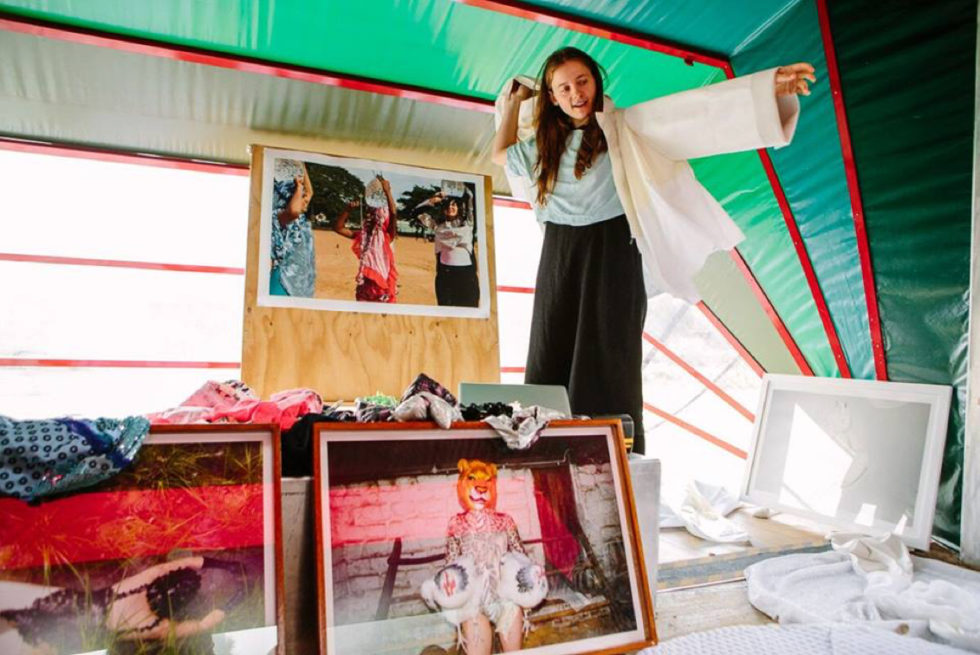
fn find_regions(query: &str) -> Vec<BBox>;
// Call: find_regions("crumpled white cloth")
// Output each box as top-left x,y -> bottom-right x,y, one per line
660,480 -> 748,543
638,623 -> 972,655
392,391 -> 461,429
483,403 -> 566,450
744,541 -> 980,651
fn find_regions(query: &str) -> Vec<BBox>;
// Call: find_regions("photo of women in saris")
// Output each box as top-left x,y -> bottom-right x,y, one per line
333,175 -> 399,303
270,158 -> 315,297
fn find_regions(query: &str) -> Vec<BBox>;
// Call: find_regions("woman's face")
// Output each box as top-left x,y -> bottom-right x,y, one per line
548,59 -> 596,127
446,200 -> 459,218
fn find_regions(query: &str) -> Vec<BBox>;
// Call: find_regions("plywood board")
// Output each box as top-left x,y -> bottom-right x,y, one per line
242,145 -> 500,400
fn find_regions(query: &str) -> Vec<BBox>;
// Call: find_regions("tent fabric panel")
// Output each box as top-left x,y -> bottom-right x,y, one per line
0,31 -> 505,184
731,0 -> 875,380
507,0 -> 800,57
829,0 -> 975,546
0,0 -> 722,104
691,150 -> 836,376
694,251 -> 804,376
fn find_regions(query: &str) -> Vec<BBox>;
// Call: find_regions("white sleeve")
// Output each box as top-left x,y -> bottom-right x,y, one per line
623,67 -> 800,161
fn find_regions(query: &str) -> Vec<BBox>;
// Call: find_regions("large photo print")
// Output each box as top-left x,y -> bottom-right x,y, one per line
314,422 -> 654,655
257,147 -> 491,318
0,426 -> 283,655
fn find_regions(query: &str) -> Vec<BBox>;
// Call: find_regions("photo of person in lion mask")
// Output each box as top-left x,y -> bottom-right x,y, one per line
420,459 -> 548,654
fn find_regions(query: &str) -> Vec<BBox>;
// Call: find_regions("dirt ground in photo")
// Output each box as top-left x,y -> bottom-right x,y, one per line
314,229 -> 439,305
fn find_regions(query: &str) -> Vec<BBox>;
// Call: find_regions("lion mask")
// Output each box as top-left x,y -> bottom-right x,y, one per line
456,458 -> 497,511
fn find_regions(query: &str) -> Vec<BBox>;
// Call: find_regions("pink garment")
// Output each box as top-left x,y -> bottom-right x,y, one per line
147,381 -> 322,431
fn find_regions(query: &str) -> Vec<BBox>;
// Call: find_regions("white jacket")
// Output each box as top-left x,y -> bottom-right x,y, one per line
496,68 -> 800,302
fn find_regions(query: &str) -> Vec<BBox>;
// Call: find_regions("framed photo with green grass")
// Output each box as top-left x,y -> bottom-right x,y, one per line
0,425 -> 284,655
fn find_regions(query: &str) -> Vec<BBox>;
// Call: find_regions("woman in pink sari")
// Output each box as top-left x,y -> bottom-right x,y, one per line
334,175 -> 399,302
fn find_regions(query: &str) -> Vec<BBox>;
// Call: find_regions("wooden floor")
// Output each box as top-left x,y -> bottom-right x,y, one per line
659,507 -> 832,564
653,507 -> 833,642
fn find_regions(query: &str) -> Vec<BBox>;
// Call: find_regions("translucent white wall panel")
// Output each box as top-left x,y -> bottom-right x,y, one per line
496,291 -> 534,371
491,204 -> 542,288
0,262 -> 244,361
0,150 -> 249,267
0,367 -> 241,419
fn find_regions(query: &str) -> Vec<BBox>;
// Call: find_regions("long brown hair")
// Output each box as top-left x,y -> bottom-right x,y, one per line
533,47 -> 608,206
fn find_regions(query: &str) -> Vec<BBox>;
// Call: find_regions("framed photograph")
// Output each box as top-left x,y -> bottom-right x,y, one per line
0,425 -> 285,654
256,146 -> 491,318
742,374 -> 953,550
313,420 -> 656,655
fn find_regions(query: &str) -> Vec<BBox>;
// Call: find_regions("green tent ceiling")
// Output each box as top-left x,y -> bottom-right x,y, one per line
0,0 -> 973,545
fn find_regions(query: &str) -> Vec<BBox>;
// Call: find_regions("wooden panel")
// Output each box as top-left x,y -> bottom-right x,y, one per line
242,145 -> 500,400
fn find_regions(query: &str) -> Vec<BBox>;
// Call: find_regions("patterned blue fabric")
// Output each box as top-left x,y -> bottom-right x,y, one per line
0,415 -> 150,502
271,176 -> 316,297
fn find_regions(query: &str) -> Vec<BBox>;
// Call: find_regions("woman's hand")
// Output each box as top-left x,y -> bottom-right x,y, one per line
509,79 -> 534,103
774,63 -> 816,96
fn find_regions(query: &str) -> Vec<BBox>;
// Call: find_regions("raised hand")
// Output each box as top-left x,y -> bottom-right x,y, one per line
775,63 -> 816,96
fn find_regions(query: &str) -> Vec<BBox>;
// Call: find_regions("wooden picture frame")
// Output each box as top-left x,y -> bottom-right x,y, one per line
0,424 -> 286,654
313,420 -> 656,655
255,145 -> 491,318
742,374 -> 953,550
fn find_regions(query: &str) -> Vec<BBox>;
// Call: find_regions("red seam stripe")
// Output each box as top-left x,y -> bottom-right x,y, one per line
729,249 -> 815,375
456,0 -> 729,69
642,332 -> 754,421
0,14 -> 493,114
643,402 -> 748,459
0,136 -> 249,175
816,0 -> 887,380
0,358 -> 240,369
0,252 -> 244,275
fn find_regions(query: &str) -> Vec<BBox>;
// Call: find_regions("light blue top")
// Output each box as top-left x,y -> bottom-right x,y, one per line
505,130 -> 624,226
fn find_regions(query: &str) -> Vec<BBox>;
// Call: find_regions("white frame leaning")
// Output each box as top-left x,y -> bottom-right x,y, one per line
742,374 -> 953,550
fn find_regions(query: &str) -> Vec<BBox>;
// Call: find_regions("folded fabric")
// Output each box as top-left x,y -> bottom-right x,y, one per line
483,402 -> 566,450
0,415 -> 150,502
660,480 -> 747,544
744,549 -> 980,651
146,380 -> 322,431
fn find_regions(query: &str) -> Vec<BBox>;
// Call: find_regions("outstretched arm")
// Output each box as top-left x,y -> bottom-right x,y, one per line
333,200 -> 359,239
623,63 -> 816,161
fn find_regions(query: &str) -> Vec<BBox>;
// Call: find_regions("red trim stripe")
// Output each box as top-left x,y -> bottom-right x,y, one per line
0,136 -> 249,175
696,302 -> 765,377
0,358 -> 240,369
729,249 -> 814,375
496,285 -> 535,294
754,149 -> 852,378
0,252 -> 244,275
642,332 -> 754,421
456,0 -> 729,69
643,402 -> 747,459
0,13 -> 494,114
723,63 -> 849,378
816,0 -> 887,380
500,366 -> 526,374
492,197 -> 533,210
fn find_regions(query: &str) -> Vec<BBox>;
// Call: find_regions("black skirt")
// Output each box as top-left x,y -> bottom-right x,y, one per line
525,215 -> 648,452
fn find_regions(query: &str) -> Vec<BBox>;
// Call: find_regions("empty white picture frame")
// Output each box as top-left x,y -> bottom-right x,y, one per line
742,374 -> 952,550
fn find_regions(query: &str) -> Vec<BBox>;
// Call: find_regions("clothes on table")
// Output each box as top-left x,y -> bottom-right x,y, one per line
0,415 -> 149,502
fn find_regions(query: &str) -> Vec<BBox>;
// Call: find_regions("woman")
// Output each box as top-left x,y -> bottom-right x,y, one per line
270,158 -> 315,297
413,186 -> 480,307
334,175 -> 399,303
492,47 -> 814,452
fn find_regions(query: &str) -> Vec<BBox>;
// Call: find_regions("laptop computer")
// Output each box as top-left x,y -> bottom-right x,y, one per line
457,382 -> 572,415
